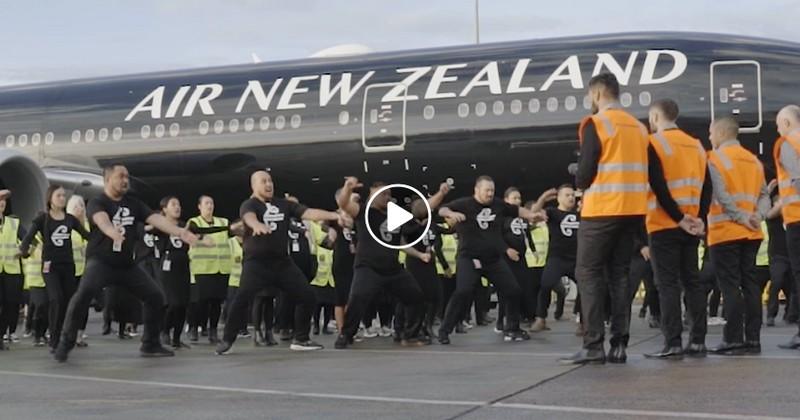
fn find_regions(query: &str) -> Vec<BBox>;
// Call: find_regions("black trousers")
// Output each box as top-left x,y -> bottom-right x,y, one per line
223,258 -> 315,343
342,266 -> 423,340
649,228 -> 705,347
195,273 -> 228,332
538,256 -> 574,319
61,259 -> 165,350
576,217 -> 640,351
28,287 -> 49,339
405,257 -> 443,331
785,223 -> 800,335
0,272 -> 23,338
709,240 -> 761,344
498,256 -> 536,325
699,255 -> 722,317
628,253 -> 660,317
252,294 -> 275,335
441,256 -> 521,334
43,262 -> 77,348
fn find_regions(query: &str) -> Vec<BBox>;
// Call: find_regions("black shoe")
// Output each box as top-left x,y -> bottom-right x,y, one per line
322,326 -> 332,335
504,329 -> 531,342
766,317 -> 776,327
334,334 -> 351,349
777,335 -> 800,350
744,341 -> 761,354
607,345 -> 627,363
644,346 -> 684,360
279,329 -> 293,341
33,337 -> 46,347
53,343 -> 71,362
290,339 -> 324,351
140,344 -> 176,358
684,343 -> 708,358
237,329 -> 251,339
200,328 -> 208,337
559,349 -> 606,365
253,331 -> 266,347
393,332 -> 402,343
482,314 -> 496,323
313,325 -> 320,335
648,317 -> 661,329
638,307 -> 647,319
161,333 -> 171,345
709,342 -> 746,355
75,340 -> 89,348
208,329 -> 220,344
172,341 -> 191,350
188,328 -> 199,343
455,323 -> 466,334
437,331 -> 450,345
215,340 -> 233,355
400,338 -> 426,347
264,330 -> 278,346
102,323 -> 112,336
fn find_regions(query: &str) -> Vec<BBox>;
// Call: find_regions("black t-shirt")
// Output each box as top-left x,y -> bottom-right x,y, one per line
332,222 -> 356,272
20,212 -> 88,264
767,216 -> 788,258
135,225 -> 160,263
502,216 -> 531,254
545,207 -> 580,261
239,197 -> 307,261
86,194 -> 155,268
443,197 -> 518,261
401,220 -> 440,253
155,221 -> 190,271
354,205 -> 402,274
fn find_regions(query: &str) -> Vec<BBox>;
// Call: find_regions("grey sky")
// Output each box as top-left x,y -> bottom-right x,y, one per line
1,0 -> 797,86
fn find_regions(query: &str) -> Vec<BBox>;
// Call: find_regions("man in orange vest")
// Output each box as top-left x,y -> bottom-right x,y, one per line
706,116 -> 770,356
560,73 -> 650,365
773,104 -> 800,350
641,99 -> 711,360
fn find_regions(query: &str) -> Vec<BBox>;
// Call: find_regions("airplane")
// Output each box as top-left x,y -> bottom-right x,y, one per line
0,31 -> 796,223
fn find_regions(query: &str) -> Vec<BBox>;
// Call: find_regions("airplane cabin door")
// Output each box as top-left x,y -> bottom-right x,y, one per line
359,83 -> 411,181
710,60 -> 762,133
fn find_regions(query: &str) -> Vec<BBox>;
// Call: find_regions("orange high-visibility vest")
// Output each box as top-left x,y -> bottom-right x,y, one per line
646,129 -> 707,234
707,143 -> 765,246
773,132 -> 800,225
578,108 -> 649,217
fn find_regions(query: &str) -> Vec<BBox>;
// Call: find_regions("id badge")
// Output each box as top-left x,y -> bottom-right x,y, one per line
292,241 -> 300,253
162,258 -> 172,272
42,261 -> 51,274
154,247 -> 161,259
472,259 -> 482,270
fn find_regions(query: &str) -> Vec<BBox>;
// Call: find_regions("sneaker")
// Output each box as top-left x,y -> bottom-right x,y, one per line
75,340 -> 89,348
766,317 -> 776,327
400,338 -> 426,347
53,343 -> 70,362
464,321 -> 474,330
437,331 -> 450,345
334,334 -> 351,349
455,323 -> 467,334
9,333 -> 19,343
290,339 -> 324,351
188,328 -> 199,342
140,344 -> 175,358
172,341 -> 192,350
215,341 -> 233,355
33,337 -> 46,347
22,330 -> 32,338
313,325 -> 321,335
504,330 -> 531,342
493,327 -> 503,334
363,326 -> 379,338
238,329 -> 252,339
708,317 -> 727,326
279,329 -> 294,341
379,326 -> 393,337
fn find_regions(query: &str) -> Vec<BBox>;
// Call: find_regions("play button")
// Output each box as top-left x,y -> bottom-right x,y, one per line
365,183 -> 432,250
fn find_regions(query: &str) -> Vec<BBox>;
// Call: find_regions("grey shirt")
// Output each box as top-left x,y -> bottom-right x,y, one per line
780,141 -> 800,192
708,139 -> 770,225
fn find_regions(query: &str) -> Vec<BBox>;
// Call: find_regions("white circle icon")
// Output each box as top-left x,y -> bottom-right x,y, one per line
364,184 -> 431,250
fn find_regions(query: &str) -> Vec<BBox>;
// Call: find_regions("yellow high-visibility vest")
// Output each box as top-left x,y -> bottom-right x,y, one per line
756,221 -> 769,267
227,237 -> 243,288
72,220 -> 89,276
525,223 -> 548,268
23,236 -> 44,289
436,231 -> 457,276
188,216 -> 232,275
0,216 -> 21,274
311,247 -> 335,288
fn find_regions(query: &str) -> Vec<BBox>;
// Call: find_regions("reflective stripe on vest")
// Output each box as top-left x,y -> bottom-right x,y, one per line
756,221 -> 769,266
773,133 -> 800,224
707,144 -> 765,246
579,109 -> 650,217
188,216 -> 232,275
227,238 -> 242,288
646,129 -> 707,233
0,216 -> 21,274
525,224 -> 548,268
311,247 -> 335,288
436,232 -> 457,275
71,221 -> 89,277
23,239 -> 45,289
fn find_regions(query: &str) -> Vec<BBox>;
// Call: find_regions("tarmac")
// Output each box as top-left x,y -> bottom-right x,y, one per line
1,306 -> 799,420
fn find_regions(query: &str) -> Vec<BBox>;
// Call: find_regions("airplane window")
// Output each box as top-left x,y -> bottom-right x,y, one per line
244,118 -> 255,132
199,121 -> 210,135
229,119 -> 240,133
492,101 -> 504,116
213,120 -> 224,134
71,130 -> 81,143
475,102 -> 487,117
275,115 -> 286,130
546,97 -> 558,112
528,98 -> 540,113
139,126 -> 150,139
620,93 -> 632,107
85,129 -> 95,143
31,133 -> 41,146
155,124 -> 166,138
583,95 -> 592,110
112,127 -> 123,141
169,123 -> 180,137
5,135 -> 13,147
457,103 -> 469,118
423,105 -> 435,120
510,99 -> 522,115
259,116 -> 270,130
45,132 -> 54,145
98,128 -> 108,142
338,111 -> 349,125
639,91 -> 652,106
565,96 -> 577,111
291,114 -> 302,128
18,134 -> 28,147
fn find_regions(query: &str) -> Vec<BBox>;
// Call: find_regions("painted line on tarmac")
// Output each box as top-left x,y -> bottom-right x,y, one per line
343,348 -> 800,360
1,369 -> 798,419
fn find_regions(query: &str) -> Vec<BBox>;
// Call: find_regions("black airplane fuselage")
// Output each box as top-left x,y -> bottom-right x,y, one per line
1,32 -> 799,219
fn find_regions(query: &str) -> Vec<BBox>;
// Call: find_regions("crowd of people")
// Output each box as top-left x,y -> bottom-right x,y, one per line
0,72 -> 799,365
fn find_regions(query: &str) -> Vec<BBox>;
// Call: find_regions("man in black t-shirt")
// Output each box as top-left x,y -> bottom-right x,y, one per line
216,171 -> 345,354
334,177 -> 448,349
438,176 -> 546,344
55,164 -> 199,362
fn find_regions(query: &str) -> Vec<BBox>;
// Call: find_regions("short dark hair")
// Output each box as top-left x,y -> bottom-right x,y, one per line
45,184 -> 64,210
197,195 -> 213,206
475,175 -> 494,186
503,187 -> 520,199
160,195 -> 179,213
588,73 -> 620,99
651,99 -> 680,121
557,183 -> 574,192
102,163 -> 126,180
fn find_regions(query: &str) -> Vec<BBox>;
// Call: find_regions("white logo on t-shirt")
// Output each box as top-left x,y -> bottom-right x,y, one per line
112,207 -> 135,230
379,220 -> 393,242
263,203 -> 285,231
343,228 -> 353,242
143,233 -> 156,248
510,217 -> 527,236
476,208 -> 496,230
170,235 -> 183,248
560,214 -> 580,237
51,225 -> 70,247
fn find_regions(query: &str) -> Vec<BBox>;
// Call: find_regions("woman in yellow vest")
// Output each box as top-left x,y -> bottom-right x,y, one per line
23,236 -> 48,347
67,194 -> 92,347
310,222 -> 335,335
0,189 -> 25,350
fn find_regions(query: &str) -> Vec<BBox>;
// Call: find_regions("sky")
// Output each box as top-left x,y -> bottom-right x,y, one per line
1,0 -> 798,86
